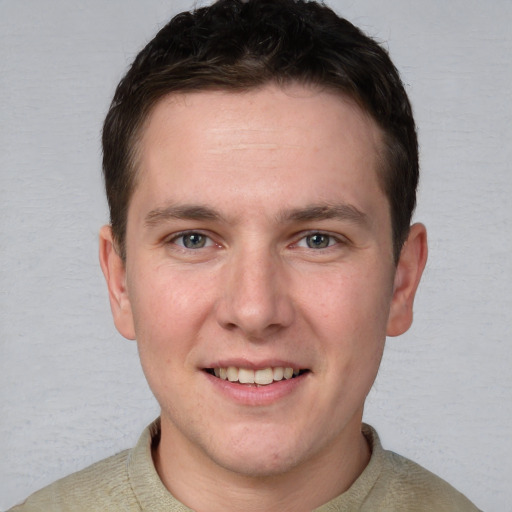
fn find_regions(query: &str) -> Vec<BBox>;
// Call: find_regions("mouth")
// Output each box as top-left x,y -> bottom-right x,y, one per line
204,366 -> 309,386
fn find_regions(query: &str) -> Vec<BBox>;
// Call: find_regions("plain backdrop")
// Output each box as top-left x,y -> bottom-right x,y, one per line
1,1 -> 511,510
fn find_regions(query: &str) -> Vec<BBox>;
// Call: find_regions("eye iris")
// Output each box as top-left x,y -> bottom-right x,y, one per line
307,234 -> 329,249
183,233 -> 206,249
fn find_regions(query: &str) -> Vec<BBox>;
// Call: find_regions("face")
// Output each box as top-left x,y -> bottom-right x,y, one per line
100,84 -> 426,480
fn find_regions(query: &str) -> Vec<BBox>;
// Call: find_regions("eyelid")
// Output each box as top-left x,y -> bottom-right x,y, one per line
165,230 -> 217,249
163,229 -> 347,250
293,230 -> 347,249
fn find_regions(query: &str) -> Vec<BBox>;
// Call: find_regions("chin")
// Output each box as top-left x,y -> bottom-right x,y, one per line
206,430 -> 308,478
216,451 -> 302,479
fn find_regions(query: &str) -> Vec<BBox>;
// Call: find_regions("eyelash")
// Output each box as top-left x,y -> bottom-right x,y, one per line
164,230 -> 346,252
166,231 -> 216,250
294,231 -> 344,250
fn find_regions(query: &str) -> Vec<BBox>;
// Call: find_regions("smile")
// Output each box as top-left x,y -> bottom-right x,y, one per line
205,367 -> 309,385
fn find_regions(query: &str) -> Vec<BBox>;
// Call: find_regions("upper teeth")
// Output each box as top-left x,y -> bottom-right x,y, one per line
213,367 -> 299,385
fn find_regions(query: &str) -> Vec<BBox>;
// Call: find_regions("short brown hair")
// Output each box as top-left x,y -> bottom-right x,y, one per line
102,0 -> 418,262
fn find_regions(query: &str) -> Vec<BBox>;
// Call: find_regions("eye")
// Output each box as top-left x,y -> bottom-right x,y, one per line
172,232 -> 212,249
297,232 -> 339,249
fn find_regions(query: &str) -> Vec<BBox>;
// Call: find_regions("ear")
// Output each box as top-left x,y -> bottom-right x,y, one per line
386,223 -> 428,337
99,225 -> 136,340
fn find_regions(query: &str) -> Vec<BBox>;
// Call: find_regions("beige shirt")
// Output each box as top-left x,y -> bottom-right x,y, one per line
9,420 -> 481,511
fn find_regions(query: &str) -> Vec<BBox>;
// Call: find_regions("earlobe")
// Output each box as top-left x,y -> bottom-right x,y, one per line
99,226 -> 136,340
386,223 -> 428,337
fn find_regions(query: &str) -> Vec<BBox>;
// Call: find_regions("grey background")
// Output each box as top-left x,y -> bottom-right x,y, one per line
1,1 -> 511,510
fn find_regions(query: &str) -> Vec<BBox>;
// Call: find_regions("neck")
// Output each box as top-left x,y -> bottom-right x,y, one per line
153,414 -> 371,512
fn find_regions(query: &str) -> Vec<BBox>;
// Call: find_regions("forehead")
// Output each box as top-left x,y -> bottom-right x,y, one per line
132,84 -> 387,222
141,84 -> 381,153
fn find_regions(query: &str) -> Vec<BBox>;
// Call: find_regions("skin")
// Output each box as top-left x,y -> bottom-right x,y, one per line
100,84 -> 427,512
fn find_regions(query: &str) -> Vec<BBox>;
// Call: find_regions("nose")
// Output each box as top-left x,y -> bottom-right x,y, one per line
215,244 -> 295,340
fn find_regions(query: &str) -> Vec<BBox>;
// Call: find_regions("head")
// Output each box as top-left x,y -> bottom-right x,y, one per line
99,1 -> 427,504
102,0 -> 418,264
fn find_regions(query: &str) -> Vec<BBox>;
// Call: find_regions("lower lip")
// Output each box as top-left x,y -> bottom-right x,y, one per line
203,371 -> 309,406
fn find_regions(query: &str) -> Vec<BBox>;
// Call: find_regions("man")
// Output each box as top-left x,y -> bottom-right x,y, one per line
10,0 -> 480,510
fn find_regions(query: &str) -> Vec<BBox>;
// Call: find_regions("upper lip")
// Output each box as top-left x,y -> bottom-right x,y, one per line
203,358 -> 307,370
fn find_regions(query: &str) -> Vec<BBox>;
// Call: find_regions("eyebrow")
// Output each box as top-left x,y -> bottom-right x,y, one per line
145,204 -> 223,227
280,203 -> 369,226
144,202 -> 368,228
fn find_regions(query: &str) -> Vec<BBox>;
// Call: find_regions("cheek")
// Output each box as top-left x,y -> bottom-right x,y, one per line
129,275 -> 201,405
131,261 -> 210,320
301,265 -> 392,396
127,266 -> 208,358
302,266 -> 392,337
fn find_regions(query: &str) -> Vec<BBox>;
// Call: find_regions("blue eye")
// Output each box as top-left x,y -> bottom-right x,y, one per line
174,232 -> 210,249
306,234 -> 331,248
297,233 -> 338,249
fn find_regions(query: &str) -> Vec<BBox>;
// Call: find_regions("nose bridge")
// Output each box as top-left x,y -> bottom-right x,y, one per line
217,239 -> 293,337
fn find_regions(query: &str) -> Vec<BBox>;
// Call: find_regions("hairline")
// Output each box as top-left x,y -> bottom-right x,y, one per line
115,80 -> 397,259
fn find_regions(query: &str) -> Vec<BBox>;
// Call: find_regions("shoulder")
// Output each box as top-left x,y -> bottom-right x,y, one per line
376,450 -> 481,511
7,419 -> 181,512
363,425 -> 482,512
8,449 -> 139,512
